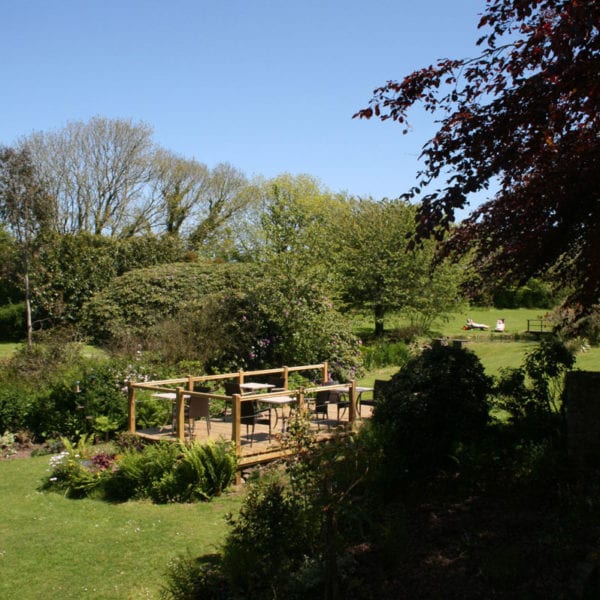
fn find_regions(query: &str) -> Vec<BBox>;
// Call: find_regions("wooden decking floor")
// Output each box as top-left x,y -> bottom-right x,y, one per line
136,403 -> 374,461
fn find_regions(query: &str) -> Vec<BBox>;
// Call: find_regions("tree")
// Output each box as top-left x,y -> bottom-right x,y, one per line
333,199 -> 463,336
187,163 -> 258,251
0,147 -> 53,347
355,0 -> 600,316
255,174 -> 345,284
150,149 -> 210,236
21,116 -> 155,237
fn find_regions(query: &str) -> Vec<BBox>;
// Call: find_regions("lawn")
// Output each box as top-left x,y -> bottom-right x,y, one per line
0,454 -> 242,599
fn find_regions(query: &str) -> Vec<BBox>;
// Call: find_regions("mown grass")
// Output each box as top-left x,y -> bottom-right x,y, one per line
0,454 -> 242,599
355,308 -> 600,380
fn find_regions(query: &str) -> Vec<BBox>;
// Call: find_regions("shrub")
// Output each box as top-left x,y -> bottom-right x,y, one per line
161,553 -> 232,600
492,336 -> 575,439
103,440 -> 236,503
372,344 -> 492,482
41,435 -> 115,499
222,469 -> 314,596
0,302 -> 25,342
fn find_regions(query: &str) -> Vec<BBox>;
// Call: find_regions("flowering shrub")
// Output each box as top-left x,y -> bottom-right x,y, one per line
0,431 -> 17,458
42,436 -> 117,499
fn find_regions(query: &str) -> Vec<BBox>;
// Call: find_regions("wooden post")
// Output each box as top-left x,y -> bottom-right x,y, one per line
187,376 -> 194,391
238,370 -> 245,384
322,361 -> 329,383
176,387 -> 186,442
283,366 -> 289,389
348,380 -> 357,426
297,387 -> 305,412
232,393 -> 242,457
127,382 -> 136,433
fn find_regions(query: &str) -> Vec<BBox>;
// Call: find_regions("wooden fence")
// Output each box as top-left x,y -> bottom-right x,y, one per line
126,362 -> 364,466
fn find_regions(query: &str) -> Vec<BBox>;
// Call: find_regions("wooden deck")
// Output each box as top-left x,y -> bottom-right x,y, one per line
136,402 -> 374,467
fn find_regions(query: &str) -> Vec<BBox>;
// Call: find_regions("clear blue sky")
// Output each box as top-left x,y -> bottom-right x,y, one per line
2,0 -> 487,212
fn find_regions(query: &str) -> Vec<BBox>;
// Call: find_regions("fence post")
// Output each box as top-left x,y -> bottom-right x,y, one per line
127,382 -> 136,433
176,387 -> 186,442
283,366 -> 289,389
322,361 -> 329,383
232,393 -> 242,457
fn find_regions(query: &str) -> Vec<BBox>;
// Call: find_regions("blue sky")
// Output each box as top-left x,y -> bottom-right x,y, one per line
3,1 -> 487,212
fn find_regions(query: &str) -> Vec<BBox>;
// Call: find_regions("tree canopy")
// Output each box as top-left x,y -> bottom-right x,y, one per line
355,0 -> 599,315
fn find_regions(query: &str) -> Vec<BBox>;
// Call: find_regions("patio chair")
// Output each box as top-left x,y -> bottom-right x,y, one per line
223,382 -> 243,417
312,389 -> 332,429
311,387 -> 347,429
240,399 -> 271,446
267,375 -> 286,392
187,388 -> 211,439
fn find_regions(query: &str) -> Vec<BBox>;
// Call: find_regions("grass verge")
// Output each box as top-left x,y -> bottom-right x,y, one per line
0,454 -> 242,599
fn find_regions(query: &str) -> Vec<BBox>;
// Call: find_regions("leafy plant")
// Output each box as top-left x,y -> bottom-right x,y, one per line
41,434 -> 115,498
493,336 -> 575,438
372,344 -> 492,482
0,430 -> 16,458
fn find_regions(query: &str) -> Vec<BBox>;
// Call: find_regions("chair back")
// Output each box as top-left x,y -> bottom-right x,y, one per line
240,399 -> 259,423
267,376 -> 286,391
224,382 -> 243,396
315,390 -> 332,411
188,395 -> 209,420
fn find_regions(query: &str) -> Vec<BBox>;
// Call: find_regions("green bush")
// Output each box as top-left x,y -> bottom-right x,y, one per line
0,383 -> 35,434
492,336 -> 574,439
0,302 -> 25,341
222,470 -> 315,596
81,261 -> 254,344
41,435 -> 116,499
103,440 -> 237,503
161,553 -> 232,600
372,344 -> 492,482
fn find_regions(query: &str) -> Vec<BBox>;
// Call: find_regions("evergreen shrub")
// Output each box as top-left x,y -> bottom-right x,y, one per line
372,344 -> 492,481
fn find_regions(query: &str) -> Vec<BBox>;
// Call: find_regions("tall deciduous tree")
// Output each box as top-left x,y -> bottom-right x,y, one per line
334,199 -> 463,336
151,149 -> 210,236
356,0 -> 600,315
256,174 -> 344,283
21,116 -> 155,237
0,147 -> 52,347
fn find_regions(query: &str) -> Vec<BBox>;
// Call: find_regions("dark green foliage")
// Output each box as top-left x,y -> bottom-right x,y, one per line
0,382 -> 35,433
493,278 -> 557,310
493,336 -> 575,439
161,553 -> 232,600
221,470 -> 317,597
0,302 -> 25,341
29,232 -> 188,328
372,344 -> 492,481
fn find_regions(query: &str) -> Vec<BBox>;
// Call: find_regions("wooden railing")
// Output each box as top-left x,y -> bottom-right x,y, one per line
126,362 -> 361,446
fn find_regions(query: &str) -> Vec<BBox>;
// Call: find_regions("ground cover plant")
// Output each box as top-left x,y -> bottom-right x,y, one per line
0,453 -> 243,599
41,436 -> 237,503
